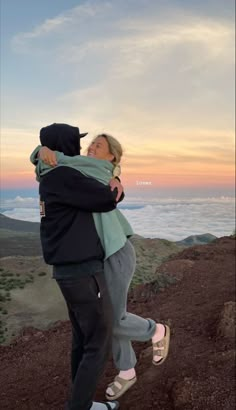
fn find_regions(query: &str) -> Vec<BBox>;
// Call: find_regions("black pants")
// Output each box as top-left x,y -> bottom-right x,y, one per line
57,272 -> 113,410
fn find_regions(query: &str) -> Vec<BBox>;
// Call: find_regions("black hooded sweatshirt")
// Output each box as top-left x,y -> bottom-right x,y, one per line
38,123 -> 118,276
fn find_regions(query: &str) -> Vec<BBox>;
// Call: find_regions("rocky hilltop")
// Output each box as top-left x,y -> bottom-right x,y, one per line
0,221 -> 235,409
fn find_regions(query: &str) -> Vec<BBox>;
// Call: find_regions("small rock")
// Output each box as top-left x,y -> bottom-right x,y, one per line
217,301 -> 235,339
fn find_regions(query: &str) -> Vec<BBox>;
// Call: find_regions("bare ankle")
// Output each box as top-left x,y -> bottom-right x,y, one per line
152,323 -> 165,343
119,368 -> 136,380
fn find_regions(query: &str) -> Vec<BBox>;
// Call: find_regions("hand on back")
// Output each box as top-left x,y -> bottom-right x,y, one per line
109,178 -> 124,202
39,146 -> 57,167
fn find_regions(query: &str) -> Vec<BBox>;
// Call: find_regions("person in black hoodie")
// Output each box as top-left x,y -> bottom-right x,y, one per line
33,123 -> 120,410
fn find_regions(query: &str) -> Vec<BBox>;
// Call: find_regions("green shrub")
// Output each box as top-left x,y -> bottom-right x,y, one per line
38,271 -> 47,276
150,274 -> 177,293
1,272 -> 14,277
0,294 -> 6,302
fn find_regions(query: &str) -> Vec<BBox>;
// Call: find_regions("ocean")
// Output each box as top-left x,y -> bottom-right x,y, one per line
0,192 -> 235,241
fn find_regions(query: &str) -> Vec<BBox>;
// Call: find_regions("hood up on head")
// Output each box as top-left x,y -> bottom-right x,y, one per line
39,123 -> 87,156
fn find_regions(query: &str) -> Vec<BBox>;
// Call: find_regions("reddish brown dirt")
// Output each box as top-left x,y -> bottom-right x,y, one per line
0,237 -> 235,410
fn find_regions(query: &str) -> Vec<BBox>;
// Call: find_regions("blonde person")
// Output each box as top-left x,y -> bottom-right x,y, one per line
32,130 -> 170,401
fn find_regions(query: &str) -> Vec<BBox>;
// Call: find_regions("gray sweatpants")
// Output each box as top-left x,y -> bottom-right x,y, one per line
104,240 -> 156,370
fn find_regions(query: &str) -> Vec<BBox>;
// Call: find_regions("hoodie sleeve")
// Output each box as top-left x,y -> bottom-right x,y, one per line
40,167 -> 118,212
32,147 -> 125,204
30,145 -> 41,165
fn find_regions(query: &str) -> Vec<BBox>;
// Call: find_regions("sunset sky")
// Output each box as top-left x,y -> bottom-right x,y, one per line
1,0 -> 235,198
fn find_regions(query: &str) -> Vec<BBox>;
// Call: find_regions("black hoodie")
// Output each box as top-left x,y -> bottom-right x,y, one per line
38,123 -> 118,274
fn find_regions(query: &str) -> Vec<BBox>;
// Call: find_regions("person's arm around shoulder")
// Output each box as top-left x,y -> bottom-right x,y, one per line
30,145 -> 42,165
30,145 -> 58,167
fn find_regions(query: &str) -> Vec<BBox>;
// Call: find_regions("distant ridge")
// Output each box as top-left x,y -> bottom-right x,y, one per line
176,233 -> 217,246
0,214 -> 219,243
0,214 -> 41,257
0,214 -> 219,259
0,213 -> 39,233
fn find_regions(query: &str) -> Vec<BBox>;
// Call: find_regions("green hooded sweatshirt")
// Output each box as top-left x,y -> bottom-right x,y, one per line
30,146 -> 134,259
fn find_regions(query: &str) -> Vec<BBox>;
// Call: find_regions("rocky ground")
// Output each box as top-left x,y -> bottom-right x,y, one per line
0,236 -> 235,409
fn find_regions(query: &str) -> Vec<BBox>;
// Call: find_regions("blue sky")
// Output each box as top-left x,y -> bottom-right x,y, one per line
0,0 -> 235,198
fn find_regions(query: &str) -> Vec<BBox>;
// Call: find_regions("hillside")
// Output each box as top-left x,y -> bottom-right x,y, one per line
0,236 -> 235,409
0,214 -> 223,345
0,214 -> 41,257
0,213 -> 39,233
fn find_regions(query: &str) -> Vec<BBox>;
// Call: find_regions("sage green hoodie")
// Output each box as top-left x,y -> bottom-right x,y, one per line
30,146 -> 134,259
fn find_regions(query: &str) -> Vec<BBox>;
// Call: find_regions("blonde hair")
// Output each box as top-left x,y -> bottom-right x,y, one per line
93,133 -> 123,166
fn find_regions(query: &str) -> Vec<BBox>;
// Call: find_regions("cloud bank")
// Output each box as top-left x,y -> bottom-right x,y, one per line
1,195 -> 234,241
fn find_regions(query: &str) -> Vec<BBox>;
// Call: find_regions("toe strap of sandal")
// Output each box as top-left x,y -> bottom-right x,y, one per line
153,339 -> 165,348
108,376 -> 126,395
152,325 -> 171,365
153,339 -> 165,356
153,348 -> 165,357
